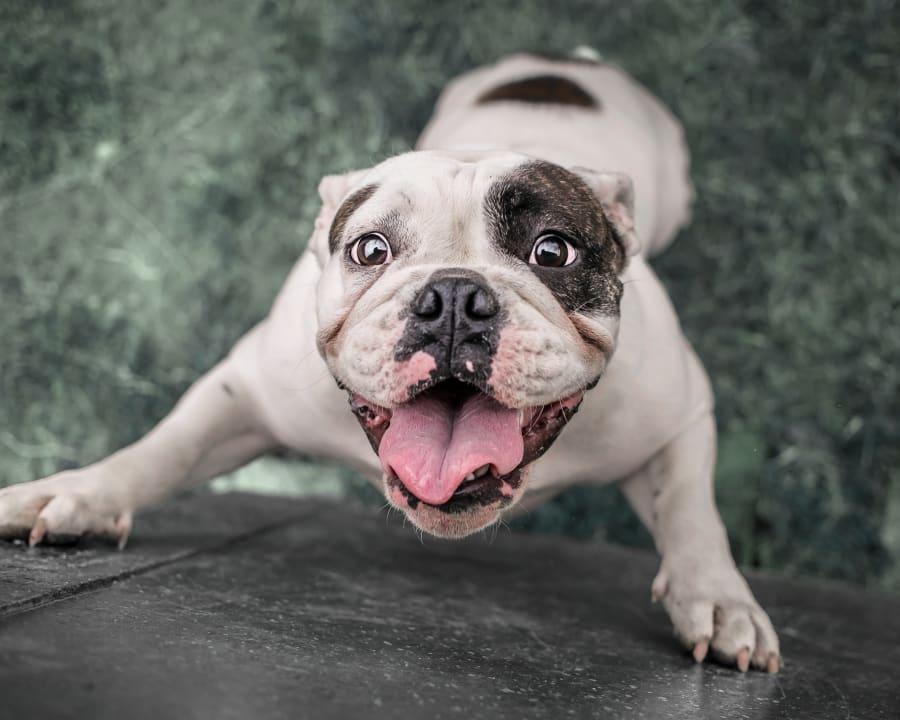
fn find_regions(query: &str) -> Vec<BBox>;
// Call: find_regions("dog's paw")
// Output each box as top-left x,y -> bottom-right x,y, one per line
0,473 -> 132,549
651,560 -> 781,673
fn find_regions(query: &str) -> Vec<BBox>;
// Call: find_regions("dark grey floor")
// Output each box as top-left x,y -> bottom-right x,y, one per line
1,493 -> 897,719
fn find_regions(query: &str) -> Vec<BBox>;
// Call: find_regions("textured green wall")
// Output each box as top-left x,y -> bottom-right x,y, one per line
1,0 -> 898,589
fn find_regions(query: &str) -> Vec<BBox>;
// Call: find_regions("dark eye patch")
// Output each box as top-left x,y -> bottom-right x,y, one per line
328,184 -> 379,253
483,161 -> 624,316
330,189 -> 410,274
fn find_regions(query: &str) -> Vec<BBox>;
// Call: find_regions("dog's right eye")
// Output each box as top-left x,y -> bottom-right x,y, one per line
349,233 -> 393,266
529,233 -> 577,268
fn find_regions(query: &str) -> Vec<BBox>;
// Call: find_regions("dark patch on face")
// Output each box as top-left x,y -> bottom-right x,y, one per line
328,183 -> 379,253
483,160 -> 624,317
476,75 -> 599,109
221,382 -> 234,398
393,270 -> 506,397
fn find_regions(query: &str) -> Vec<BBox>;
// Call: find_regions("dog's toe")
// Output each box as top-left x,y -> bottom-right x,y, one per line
30,493 -> 128,547
706,602 -> 781,672
749,606 -> 782,672
0,484 -> 53,540
710,603 -> 756,668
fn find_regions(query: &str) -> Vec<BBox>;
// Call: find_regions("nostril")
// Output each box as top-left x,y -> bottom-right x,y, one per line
413,286 -> 442,319
466,287 -> 499,319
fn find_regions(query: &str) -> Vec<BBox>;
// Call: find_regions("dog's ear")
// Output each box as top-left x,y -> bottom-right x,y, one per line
309,169 -> 372,266
571,168 -> 641,258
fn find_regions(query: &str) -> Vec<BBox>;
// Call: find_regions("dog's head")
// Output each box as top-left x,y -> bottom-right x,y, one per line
311,151 -> 639,538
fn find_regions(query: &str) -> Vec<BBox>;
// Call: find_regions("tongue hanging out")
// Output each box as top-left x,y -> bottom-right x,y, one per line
379,386 -> 524,506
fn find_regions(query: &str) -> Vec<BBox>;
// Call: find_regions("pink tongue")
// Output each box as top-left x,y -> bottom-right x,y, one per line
379,392 -> 524,506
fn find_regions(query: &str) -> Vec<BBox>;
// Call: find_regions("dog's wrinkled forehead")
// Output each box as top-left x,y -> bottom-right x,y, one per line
326,151 -> 624,314
326,152 -> 527,255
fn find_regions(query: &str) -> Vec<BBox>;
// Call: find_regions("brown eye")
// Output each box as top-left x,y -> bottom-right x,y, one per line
529,234 -> 577,268
350,233 -> 393,266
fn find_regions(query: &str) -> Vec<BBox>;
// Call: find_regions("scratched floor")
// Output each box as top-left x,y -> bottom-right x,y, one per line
0,1 -> 898,590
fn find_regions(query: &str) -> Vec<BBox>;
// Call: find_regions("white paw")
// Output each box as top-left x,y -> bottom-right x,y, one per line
0,472 -> 132,548
652,559 -> 782,673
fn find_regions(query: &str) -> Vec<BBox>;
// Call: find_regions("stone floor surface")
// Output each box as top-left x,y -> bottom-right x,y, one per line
1,492 -> 898,719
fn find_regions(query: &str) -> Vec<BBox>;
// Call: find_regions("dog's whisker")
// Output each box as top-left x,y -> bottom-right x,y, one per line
280,370 -> 333,394
288,347 -> 329,378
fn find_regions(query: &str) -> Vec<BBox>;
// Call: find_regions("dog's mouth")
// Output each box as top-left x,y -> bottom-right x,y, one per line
349,379 -> 583,514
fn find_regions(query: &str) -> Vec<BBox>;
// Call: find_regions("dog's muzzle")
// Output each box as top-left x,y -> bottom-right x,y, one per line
345,268 -> 584,517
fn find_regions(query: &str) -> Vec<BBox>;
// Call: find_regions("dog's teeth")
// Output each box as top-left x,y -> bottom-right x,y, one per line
463,465 -> 490,484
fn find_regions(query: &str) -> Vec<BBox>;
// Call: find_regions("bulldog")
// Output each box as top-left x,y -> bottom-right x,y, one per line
0,54 -> 781,672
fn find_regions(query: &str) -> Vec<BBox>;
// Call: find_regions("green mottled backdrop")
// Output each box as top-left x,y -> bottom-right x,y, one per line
1,1 -> 898,589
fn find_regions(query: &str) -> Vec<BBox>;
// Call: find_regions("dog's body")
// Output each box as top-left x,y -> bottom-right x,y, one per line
0,55 -> 780,672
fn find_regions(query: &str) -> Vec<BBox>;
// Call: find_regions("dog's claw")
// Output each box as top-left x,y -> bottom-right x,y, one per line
692,639 -> 709,664
28,517 -> 48,547
736,647 -> 750,673
651,572 -> 668,603
116,511 -> 133,550
766,653 -> 781,674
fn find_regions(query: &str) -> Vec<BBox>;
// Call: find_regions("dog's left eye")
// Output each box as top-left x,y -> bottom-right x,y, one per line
529,234 -> 577,268
350,233 -> 393,266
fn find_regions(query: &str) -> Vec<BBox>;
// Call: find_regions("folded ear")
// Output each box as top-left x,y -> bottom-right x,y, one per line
309,169 -> 372,265
571,168 -> 641,258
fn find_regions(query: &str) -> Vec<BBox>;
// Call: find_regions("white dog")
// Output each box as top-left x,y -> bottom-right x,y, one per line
0,54 -> 780,672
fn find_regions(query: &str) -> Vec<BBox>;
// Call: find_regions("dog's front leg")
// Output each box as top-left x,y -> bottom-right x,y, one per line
620,413 -> 782,672
0,327 -> 276,547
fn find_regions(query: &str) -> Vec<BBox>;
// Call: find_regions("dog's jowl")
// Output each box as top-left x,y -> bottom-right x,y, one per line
0,54 -> 780,673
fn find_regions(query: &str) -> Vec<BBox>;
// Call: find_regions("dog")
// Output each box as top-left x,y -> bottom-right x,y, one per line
0,54 -> 780,673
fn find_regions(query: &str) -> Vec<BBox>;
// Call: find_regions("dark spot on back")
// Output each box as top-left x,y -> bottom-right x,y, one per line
477,75 -> 599,109
328,183 -> 379,253
483,161 -> 623,317
221,382 -> 234,398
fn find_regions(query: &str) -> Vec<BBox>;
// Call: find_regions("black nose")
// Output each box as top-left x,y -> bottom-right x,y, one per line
411,275 -> 500,344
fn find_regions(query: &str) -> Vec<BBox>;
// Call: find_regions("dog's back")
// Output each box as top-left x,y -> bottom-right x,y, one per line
417,53 -> 693,257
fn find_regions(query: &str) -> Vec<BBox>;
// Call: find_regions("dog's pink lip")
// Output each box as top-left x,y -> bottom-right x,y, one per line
350,393 -> 391,423
518,390 -> 585,430
386,465 -> 514,512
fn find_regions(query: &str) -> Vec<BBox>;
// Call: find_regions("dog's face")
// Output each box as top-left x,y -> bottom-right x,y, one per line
311,151 -> 639,538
